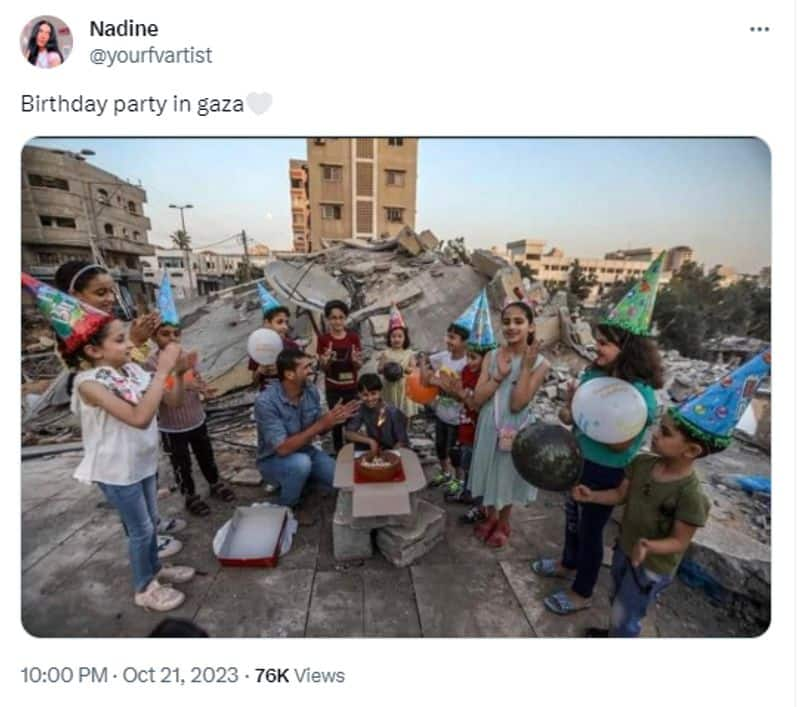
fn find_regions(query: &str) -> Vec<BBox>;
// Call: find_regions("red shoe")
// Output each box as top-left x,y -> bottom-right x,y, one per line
486,521 -> 511,548
474,517 -> 497,541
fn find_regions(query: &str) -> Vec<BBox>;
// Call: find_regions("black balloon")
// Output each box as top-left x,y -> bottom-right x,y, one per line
383,361 -> 404,382
511,422 -> 583,492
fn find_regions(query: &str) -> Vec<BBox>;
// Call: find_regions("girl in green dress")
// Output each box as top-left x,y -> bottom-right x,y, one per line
468,301 -> 550,547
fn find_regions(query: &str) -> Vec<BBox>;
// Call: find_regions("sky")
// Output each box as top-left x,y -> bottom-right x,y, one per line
29,137 -> 770,272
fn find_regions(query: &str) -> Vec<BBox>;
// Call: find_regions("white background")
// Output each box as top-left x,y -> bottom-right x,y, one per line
3,1 -> 796,705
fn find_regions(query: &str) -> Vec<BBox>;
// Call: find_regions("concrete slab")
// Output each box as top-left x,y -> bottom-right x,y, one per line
306,571 -> 364,637
500,559 -> 615,637
363,568 -> 421,637
411,563 -> 534,637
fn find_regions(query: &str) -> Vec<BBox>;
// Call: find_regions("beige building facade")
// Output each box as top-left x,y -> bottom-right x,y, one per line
289,159 -> 310,252
306,138 -> 417,250
21,145 -> 155,305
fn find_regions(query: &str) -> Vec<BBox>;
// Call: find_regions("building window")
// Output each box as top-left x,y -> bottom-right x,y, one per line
385,207 -> 404,223
291,178 -> 302,189
313,138 -> 326,145
39,215 -> 77,229
293,212 -> 305,226
37,252 -> 61,265
388,138 -> 404,146
104,223 -> 114,236
126,256 -> 137,269
127,200 -> 137,215
133,230 -> 141,241
321,164 -> 342,182
321,204 -> 342,220
122,228 -> 129,237
28,174 -> 69,191
526,253 -> 541,261
97,189 -> 111,205
385,170 -> 406,187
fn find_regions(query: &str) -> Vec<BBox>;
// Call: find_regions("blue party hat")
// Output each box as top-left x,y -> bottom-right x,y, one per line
669,348 -> 771,450
257,282 -> 282,316
156,271 -> 180,326
467,289 -> 497,353
454,292 -> 482,333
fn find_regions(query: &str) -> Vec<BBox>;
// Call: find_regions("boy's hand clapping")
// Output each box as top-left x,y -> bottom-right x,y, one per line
156,342 -> 182,375
319,342 -> 334,368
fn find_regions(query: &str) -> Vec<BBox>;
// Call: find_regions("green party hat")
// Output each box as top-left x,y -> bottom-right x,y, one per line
601,251 -> 666,336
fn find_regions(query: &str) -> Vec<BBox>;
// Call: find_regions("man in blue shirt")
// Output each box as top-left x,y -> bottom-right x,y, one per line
255,349 -> 360,522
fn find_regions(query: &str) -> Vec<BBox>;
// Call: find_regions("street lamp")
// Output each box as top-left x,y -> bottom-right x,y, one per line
169,203 -> 194,297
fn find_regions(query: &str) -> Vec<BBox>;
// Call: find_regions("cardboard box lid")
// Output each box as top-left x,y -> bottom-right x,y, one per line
334,444 -> 425,517
218,506 -> 287,562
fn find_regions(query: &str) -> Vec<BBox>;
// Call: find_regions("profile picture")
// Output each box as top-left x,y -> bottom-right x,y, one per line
21,15 -> 72,68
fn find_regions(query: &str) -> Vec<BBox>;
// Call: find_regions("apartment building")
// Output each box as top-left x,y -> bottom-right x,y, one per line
21,145 -> 155,307
141,248 -> 245,297
289,159 -> 310,252
305,138 -> 418,250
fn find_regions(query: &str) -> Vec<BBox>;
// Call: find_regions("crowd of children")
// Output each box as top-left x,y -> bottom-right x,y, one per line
25,250 -> 770,635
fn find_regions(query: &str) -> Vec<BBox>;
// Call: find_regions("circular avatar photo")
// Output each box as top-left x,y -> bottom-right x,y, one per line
21,16 -> 72,68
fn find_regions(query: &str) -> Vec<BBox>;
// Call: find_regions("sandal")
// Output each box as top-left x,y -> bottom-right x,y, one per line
531,558 -> 576,578
210,482 -> 235,502
543,589 -> 592,616
486,521 -> 511,548
474,517 -> 497,541
185,494 -> 211,516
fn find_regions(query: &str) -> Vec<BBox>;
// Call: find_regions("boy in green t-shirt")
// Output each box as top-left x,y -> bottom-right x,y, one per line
573,347 -> 770,637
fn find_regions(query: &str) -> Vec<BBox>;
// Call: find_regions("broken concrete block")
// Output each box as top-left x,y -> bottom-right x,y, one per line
369,315 -> 390,337
409,437 -> 435,454
229,467 -> 265,486
333,514 -> 374,561
544,385 -> 558,400
334,488 -> 419,530
470,249 -> 509,279
417,229 -> 439,251
487,266 -> 523,311
342,262 -> 376,277
396,227 -> 422,256
375,499 -> 445,567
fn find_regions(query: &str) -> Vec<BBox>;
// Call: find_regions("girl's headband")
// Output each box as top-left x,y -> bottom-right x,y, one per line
68,264 -> 109,293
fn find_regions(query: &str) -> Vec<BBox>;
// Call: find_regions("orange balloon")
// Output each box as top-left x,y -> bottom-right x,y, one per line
405,369 -> 439,405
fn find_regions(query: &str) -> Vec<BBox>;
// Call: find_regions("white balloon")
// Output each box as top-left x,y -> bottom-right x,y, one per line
571,377 -> 648,444
247,328 -> 284,365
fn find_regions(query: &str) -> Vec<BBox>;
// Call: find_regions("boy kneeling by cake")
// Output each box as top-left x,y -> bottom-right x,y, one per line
345,373 -> 409,454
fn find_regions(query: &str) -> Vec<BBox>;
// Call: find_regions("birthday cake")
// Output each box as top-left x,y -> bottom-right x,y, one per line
355,450 -> 403,481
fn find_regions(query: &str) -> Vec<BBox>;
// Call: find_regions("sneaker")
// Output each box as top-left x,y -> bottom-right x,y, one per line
429,471 -> 452,488
157,517 -> 187,534
157,535 -> 183,559
158,564 -> 196,584
443,479 -> 463,496
134,579 -> 185,612
459,505 -> 486,525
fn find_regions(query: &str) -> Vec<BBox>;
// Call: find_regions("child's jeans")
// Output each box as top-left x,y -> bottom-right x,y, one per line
97,474 -> 161,593
609,545 -> 672,637
562,459 -> 625,598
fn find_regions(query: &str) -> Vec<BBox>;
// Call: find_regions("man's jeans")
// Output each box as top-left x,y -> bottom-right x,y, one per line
257,446 -> 335,507
97,474 -> 161,593
609,545 -> 672,637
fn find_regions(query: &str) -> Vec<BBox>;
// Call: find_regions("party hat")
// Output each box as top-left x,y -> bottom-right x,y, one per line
454,292 -> 482,332
669,348 -> 771,451
257,282 -> 282,316
467,289 -> 497,353
601,251 -> 666,336
388,303 -> 406,332
156,271 -> 180,326
21,273 -> 112,355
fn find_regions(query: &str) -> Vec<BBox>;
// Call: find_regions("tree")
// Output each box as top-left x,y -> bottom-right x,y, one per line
170,229 -> 192,250
567,259 -> 598,305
